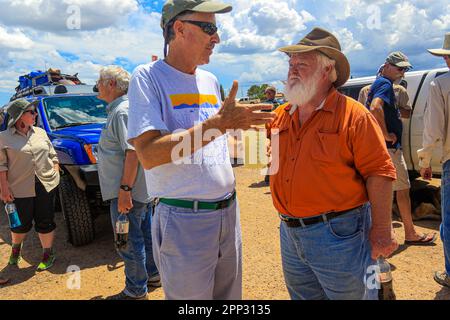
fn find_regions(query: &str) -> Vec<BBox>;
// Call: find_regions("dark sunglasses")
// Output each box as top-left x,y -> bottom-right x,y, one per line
24,110 -> 37,116
390,63 -> 410,72
180,20 -> 218,36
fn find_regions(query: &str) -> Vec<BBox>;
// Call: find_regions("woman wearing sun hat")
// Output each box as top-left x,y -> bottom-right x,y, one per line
0,98 -> 60,271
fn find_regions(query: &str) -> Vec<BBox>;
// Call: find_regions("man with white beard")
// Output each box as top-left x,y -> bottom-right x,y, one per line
267,27 -> 399,300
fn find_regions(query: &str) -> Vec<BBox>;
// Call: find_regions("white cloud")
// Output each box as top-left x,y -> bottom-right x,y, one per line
0,0 -> 139,32
0,0 -> 448,103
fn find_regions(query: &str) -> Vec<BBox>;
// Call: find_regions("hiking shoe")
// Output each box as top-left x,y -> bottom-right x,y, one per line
148,274 -> 161,288
8,246 -> 22,266
434,271 -> 450,288
36,252 -> 55,271
106,291 -> 148,300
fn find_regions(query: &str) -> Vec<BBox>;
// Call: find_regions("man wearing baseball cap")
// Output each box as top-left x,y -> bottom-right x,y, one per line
127,0 -> 275,300
366,52 -> 437,246
362,56 -> 436,247
419,32 -> 450,288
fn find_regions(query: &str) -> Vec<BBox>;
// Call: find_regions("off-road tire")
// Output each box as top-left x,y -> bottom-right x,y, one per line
59,175 -> 95,246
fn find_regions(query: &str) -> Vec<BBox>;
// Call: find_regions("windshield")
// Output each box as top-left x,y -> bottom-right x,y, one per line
43,96 -> 107,129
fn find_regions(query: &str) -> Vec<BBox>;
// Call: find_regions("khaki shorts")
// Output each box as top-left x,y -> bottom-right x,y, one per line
388,149 -> 411,191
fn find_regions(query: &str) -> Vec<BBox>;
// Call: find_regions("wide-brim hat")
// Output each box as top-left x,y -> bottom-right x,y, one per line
428,33 -> 450,57
161,0 -> 232,29
278,27 -> 350,88
6,99 -> 39,128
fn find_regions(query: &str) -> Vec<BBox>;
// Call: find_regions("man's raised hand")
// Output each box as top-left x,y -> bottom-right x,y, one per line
215,80 -> 277,132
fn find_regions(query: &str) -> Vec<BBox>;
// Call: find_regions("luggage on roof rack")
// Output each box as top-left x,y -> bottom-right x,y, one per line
15,69 -> 83,92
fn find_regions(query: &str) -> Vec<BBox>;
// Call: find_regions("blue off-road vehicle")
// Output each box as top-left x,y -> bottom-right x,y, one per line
1,70 -> 108,246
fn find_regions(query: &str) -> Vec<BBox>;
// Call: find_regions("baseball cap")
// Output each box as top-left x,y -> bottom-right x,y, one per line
386,51 -> 412,68
161,0 -> 232,30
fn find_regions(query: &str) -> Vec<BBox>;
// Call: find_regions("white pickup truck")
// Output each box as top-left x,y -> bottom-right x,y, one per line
339,68 -> 449,177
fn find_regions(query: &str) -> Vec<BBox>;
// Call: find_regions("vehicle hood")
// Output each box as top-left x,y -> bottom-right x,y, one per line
51,123 -> 104,144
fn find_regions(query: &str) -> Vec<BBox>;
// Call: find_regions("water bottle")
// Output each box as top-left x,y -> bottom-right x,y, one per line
5,203 -> 21,229
114,214 -> 129,250
377,257 -> 396,300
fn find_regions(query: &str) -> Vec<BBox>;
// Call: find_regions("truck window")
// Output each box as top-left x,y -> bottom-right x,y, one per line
338,85 -> 367,100
43,96 -> 108,130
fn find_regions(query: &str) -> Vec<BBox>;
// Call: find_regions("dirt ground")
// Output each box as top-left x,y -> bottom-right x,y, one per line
0,166 -> 449,300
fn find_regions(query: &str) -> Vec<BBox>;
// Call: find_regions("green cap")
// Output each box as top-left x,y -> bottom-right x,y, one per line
161,0 -> 232,29
6,99 -> 38,128
386,51 -> 412,68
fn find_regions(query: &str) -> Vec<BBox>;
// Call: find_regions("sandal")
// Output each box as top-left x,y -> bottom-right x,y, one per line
405,233 -> 437,246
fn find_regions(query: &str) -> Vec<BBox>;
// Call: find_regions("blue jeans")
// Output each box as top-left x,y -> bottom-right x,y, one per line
152,199 -> 242,300
110,199 -> 159,298
280,203 -> 377,300
441,161 -> 450,274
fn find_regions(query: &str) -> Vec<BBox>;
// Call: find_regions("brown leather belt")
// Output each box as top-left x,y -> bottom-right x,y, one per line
279,205 -> 364,228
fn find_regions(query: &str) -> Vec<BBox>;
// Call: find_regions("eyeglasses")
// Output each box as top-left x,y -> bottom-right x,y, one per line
180,20 -> 218,36
24,110 -> 37,116
390,63 -> 410,72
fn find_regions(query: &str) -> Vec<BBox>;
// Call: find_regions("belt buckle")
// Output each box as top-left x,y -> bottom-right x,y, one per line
279,214 -> 290,222
217,200 -> 229,210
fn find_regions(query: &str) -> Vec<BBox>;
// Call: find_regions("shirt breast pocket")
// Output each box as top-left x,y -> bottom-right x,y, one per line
310,131 -> 340,163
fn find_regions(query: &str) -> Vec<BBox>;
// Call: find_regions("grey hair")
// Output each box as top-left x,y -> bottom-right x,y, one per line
99,65 -> 131,93
315,52 -> 338,84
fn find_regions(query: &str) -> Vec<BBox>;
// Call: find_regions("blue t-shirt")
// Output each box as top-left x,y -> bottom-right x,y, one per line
366,76 -> 402,149
127,60 -> 235,201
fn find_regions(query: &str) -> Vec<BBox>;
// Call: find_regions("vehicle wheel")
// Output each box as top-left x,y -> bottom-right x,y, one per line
59,175 -> 95,246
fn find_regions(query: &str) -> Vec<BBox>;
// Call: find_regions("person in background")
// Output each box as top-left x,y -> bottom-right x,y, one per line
366,52 -> 436,245
418,32 -> 450,288
0,99 -> 60,271
263,86 -> 280,110
96,66 -> 160,300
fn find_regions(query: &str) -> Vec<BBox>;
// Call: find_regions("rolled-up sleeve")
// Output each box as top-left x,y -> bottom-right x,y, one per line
351,113 -> 397,180
0,147 -> 8,171
417,80 -> 445,168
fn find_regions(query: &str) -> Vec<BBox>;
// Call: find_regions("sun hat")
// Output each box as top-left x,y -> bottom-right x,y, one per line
428,33 -> 450,57
6,99 -> 39,128
278,27 -> 350,88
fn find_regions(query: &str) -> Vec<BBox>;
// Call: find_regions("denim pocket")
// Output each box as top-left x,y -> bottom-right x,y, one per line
327,212 -> 363,240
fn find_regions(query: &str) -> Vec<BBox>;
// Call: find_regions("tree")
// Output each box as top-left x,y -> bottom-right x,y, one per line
247,84 -> 269,100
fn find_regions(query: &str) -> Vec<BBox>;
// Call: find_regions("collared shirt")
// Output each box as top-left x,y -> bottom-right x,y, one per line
365,76 -> 403,149
98,95 -> 150,203
0,126 -> 60,197
358,84 -> 411,111
418,71 -> 450,168
268,88 -> 396,218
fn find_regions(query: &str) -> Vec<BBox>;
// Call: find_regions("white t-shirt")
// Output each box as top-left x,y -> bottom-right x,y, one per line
127,60 -> 235,200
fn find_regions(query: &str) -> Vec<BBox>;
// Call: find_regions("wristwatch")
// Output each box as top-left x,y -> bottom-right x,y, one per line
120,185 -> 133,192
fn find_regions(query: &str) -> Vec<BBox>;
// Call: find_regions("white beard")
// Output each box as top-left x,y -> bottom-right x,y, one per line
284,69 -> 322,107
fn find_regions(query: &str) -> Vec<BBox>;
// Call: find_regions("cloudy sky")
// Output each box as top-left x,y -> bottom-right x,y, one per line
0,0 -> 448,105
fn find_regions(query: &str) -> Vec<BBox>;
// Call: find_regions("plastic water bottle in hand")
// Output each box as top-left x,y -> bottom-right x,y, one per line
5,202 -> 21,229
114,214 -> 129,250
377,257 -> 396,300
